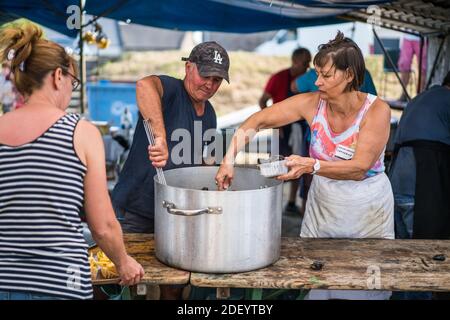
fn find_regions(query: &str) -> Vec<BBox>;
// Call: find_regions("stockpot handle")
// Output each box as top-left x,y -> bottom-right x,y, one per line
162,200 -> 222,216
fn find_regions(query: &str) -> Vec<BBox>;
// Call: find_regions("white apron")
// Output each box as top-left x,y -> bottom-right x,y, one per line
301,173 -> 395,300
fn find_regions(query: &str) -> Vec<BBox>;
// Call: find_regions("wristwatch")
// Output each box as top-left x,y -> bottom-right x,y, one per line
311,159 -> 321,175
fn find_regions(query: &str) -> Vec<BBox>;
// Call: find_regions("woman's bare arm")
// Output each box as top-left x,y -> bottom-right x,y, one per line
74,120 -> 144,285
216,92 -> 318,190
223,92 -> 318,164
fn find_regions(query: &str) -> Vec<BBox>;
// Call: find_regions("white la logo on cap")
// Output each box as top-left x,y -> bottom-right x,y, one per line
213,50 -> 223,64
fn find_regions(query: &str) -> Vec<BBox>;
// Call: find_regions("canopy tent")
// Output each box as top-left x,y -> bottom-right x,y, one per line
1,0 -> 393,37
344,0 -> 450,35
0,1 -> 77,36
1,0 -> 448,109
2,1 -> 448,37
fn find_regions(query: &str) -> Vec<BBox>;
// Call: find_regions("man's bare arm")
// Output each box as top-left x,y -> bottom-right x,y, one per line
136,75 -> 168,167
136,75 -> 165,139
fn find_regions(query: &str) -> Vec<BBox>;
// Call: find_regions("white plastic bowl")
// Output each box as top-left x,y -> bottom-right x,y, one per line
259,160 -> 288,178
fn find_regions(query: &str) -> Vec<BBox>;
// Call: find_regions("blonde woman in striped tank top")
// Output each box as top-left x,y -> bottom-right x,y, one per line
216,32 -> 394,299
0,23 -> 143,300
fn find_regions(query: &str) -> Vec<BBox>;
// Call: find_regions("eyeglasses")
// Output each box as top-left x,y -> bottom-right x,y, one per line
65,71 -> 81,91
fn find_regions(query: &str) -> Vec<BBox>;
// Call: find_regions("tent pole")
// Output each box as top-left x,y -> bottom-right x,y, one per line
425,35 -> 446,90
79,0 -> 86,115
372,27 -> 410,101
418,35 -> 424,94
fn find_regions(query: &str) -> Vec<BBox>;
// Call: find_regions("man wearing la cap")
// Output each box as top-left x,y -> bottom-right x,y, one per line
113,41 -> 229,232
112,42 -> 230,299
111,41 -> 229,298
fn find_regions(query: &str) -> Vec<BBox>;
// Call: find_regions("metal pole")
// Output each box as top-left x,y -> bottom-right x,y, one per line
79,0 -> 86,115
418,35 -> 424,94
425,35 -> 446,90
372,28 -> 411,102
351,22 -> 356,40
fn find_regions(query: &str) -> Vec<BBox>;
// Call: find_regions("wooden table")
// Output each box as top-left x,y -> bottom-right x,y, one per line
190,238 -> 450,297
93,234 -> 450,299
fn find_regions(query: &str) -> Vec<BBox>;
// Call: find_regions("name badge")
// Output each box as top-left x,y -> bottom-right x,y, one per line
334,144 -> 355,160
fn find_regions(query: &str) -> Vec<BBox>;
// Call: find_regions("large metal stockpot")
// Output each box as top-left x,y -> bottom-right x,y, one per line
154,166 -> 283,273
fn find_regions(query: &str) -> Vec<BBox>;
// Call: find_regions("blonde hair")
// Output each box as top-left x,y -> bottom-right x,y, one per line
0,22 -> 78,97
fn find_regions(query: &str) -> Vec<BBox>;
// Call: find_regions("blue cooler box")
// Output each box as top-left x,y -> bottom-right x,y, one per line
87,81 -> 138,127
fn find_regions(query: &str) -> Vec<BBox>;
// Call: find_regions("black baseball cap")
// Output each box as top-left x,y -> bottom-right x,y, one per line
182,41 -> 230,83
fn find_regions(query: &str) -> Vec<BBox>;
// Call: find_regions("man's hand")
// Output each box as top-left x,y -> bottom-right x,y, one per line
148,136 -> 168,168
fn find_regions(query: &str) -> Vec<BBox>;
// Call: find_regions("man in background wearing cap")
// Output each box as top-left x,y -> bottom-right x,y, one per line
111,41 -> 229,299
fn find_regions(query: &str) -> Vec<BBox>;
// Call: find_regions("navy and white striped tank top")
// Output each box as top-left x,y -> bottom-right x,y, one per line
0,113 -> 93,299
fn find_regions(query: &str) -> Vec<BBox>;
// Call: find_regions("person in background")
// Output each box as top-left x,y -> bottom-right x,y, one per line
292,67 -> 378,96
120,106 -> 133,141
0,23 -> 143,300
397,34 -> 427,101
0,62 -> 15,114
389,71 -> 450,300
217,31 -> 394,300
259,47 -> 311,215
390,71 -> 450,240
12,87 -> 25,110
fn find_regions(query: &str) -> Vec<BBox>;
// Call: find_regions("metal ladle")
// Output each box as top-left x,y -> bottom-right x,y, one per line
143,119 -> 167,185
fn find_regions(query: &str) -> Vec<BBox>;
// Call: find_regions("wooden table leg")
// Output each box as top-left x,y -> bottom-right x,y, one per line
136,284 -> 147,296
216,287 -> 230,299
145,284 -> 160,300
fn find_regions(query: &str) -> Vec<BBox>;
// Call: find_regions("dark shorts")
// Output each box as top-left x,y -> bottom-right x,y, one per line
279,124 -> 292,157
120,211 -> 154,234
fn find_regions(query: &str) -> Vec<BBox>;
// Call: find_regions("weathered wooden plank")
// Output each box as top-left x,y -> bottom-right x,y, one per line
92,234 -> 190,286
190,238 -> 450,292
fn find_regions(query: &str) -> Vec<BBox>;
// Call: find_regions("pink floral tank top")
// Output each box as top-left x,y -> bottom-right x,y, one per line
309,93 -> 385,178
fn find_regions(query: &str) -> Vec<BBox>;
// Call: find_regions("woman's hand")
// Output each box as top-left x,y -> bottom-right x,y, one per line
277,155 -> 315,181
116,255 -> 145,286
148,136 -> 168,168
215,163 -> 234,190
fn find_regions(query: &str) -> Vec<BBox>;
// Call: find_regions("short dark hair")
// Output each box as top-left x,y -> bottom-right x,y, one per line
443,71 -> 450,86
292,47 -> 311,61
313,31 -> 365,92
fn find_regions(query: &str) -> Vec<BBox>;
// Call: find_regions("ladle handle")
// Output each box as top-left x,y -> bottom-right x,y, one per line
162,200 -> 222,216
